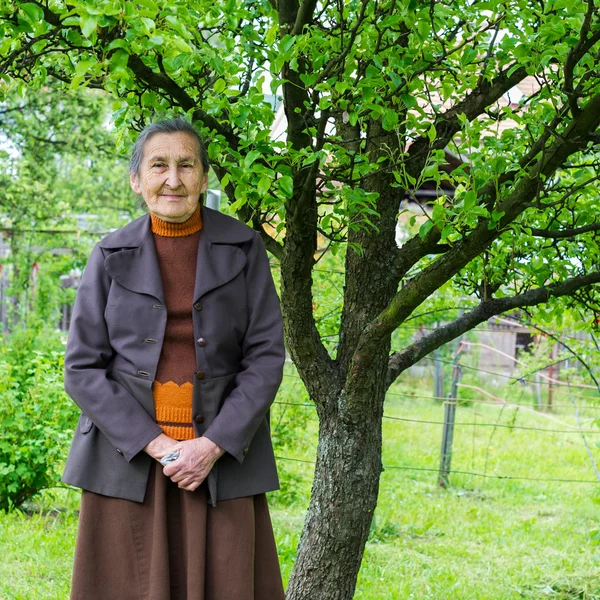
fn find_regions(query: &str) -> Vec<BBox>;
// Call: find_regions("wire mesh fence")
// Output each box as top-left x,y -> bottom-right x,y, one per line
273,360 -> 600,489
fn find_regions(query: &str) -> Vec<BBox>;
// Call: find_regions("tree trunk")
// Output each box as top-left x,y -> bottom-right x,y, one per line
286,350 -> 388,600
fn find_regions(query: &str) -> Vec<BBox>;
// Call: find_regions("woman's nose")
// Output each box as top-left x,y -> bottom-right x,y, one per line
165,167 -> 182,188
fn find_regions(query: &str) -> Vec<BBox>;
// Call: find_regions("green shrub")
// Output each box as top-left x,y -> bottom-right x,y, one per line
0,327 -> 77,511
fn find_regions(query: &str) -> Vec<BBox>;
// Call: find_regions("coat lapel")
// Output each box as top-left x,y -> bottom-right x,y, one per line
192,232 -> 248,304
99,203 -> 254,305
101,216 -> 166,304
193,204 -> 254,303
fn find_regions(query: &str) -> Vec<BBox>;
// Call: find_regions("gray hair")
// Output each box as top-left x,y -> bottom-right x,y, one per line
129,117 -> 210,177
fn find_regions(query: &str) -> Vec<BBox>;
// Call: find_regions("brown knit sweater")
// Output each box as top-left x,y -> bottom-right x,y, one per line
150,204 -> 202,440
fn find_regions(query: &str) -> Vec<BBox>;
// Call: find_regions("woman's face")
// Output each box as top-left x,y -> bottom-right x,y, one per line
130,131 -> 209,223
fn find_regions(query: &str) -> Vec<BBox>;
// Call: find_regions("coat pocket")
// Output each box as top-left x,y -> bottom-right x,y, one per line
208,371 -> 241,413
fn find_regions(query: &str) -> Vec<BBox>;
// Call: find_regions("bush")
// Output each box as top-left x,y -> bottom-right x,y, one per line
0,327 -> 77,511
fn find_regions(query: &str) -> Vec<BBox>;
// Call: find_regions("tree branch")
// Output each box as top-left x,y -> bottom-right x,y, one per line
404,64 -> 529,178
123,55 -> 238,152
313,0 -> 370,86
390,64 -> 530,283
293,0 -> 320,35
254,222 -> 284,260
349,91 -> 600,386
275,0 -> 337,401
385,271 -> 600,389
564,0 -> 600,116
529,222 -> 600,239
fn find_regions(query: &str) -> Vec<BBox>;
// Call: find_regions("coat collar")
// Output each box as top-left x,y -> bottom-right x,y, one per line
98,204 -> 254,249
100,204 -> 254,305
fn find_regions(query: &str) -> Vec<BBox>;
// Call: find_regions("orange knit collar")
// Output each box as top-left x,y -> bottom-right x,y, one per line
150,203 -> 203,237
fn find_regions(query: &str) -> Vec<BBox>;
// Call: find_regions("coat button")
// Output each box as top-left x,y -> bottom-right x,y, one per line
193,301 -> 202,311
144,338 -> 158,344
243,447 -> 249,456
195,414 -> 205,424
196,337 -> 206,347
196,371 -> 205,380
117,448 -> 123,455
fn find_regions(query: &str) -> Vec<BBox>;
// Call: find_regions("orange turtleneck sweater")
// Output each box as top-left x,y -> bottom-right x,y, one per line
150,203 -> 202,440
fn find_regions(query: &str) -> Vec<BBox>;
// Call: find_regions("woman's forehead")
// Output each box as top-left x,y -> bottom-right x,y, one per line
143,132 -> 199,160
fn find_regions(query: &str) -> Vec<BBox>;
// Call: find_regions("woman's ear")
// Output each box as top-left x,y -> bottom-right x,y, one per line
130,171 -> 141,194
200,172 -> 209,193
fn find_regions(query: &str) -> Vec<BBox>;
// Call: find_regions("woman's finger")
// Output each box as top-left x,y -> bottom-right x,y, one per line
167,466 -> 191,483
177,477 -> 195,489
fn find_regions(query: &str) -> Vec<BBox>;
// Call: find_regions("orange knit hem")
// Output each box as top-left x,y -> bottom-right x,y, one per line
153,380 -> 195,441
160,424 -> 195,441
150,203 -> 203,237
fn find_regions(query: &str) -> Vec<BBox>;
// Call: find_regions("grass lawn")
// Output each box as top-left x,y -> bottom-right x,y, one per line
2,365 -> 600,599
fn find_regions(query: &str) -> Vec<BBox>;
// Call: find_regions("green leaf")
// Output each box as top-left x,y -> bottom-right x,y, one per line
107,39 -> 130,52
135,0 -> 159,15
70,59 -> 97,89
463,190 -> 477,211
427,124 -> 436,143
81,15 -> 98,39
214,78 -> 226,93
266,25 -> 278,46
400,94 -> 417,109
141,17 -> 156,34
382,110 -> 398,131
279,175 -> 294,198
170,37 -> 193,53
422,164 -> 438,179
440,224 -> 453,241
257,176 -> 271,196
389,71 -> 403,89
20,3 -> 44,25
417,19 -> 430,40
281,35 -> 295,53
418,219 -> 435,240
109,49 -> 129,72
244,150 -> 261,169
432,203 -> 445,223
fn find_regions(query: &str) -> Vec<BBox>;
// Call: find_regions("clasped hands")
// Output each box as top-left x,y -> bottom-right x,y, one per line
144,433 -> 225,492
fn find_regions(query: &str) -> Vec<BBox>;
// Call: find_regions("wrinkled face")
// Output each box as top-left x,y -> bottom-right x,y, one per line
130,132 -> 209,223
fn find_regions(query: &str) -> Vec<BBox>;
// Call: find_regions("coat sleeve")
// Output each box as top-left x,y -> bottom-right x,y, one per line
64,242 -> 163,462
203,231 -> 286,465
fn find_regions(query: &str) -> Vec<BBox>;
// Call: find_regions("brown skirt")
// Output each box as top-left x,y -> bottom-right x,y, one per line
70,462 -> 285,600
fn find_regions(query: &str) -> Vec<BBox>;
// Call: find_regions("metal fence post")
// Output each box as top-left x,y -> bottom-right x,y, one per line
438,341 -> 463,488
434,341 -> 444,401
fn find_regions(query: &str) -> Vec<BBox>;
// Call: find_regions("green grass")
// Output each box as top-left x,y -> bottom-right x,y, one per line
2,366 -> 600,599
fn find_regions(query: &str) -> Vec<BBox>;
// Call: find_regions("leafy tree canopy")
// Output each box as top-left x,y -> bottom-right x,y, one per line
2,1 -> 600,598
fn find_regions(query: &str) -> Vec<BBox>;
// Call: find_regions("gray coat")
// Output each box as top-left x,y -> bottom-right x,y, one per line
61,204 -> 285,506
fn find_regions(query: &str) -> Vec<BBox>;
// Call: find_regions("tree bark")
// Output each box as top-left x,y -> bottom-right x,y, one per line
285,349 -> 388,600
286,121 -> 400,600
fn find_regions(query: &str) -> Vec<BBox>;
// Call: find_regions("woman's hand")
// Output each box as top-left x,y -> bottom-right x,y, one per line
162,437 -> 225,492
143,432 -> 179,462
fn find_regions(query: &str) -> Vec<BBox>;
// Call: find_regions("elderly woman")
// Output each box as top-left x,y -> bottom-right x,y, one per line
61,118 -> 286,599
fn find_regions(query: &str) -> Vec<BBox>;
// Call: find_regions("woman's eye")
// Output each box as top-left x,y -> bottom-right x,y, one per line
152,163 -> 166,168
181,164 -> 192,168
